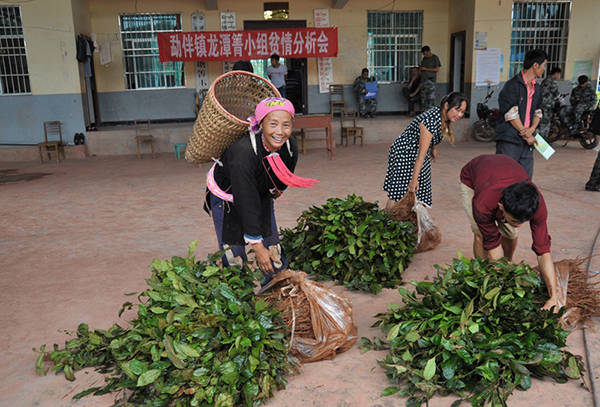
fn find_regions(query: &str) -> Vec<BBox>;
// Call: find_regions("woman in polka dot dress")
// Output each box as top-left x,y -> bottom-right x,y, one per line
384,92 -> 468,208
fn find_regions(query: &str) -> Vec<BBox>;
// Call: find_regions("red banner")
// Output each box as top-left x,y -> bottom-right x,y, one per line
157,27 -> 338,62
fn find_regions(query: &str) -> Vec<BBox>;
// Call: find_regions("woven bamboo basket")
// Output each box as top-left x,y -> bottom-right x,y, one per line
185,70 -> 280,163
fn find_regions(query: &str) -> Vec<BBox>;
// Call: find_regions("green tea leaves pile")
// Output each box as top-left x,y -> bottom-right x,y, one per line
281,194 -> 416,294
370,256 -> 585,407
34,243 -> 293,407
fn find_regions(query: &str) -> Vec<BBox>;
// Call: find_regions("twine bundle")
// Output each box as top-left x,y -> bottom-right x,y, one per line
265,284 -> 315,342
185,71 -> 280,163
556,258 -> 600,328
261,270 -> 357,363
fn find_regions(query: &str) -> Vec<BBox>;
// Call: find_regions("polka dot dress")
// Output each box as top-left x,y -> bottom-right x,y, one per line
383,106 -> 443,206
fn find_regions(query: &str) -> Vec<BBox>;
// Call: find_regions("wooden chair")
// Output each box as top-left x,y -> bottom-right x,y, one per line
134,119 -> 156,159
329,84 -> 345,118
339,110 -> 364,146
38,121 -> 66,163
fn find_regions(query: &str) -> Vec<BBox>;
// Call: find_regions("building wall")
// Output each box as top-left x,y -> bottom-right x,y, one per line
467,0 -> 600,121
89,0 -> 451,120
0,0 -> 87,145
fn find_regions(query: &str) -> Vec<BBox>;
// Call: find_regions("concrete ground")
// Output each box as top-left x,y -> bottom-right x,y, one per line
1,134 -> 599,406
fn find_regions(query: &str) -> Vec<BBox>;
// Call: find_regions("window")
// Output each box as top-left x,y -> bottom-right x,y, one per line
367,11 -> 423,83
119,14 -> 184,89
509,1 -> 571,77
0,6 -> 30,94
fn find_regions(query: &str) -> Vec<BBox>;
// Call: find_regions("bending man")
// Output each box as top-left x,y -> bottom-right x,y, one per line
460,154 -> 558,311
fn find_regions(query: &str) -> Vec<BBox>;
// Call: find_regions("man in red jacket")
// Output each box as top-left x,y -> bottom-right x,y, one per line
460,154 -> 558,311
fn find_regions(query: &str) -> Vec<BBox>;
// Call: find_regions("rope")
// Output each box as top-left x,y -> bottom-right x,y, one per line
583,226 -> 600,407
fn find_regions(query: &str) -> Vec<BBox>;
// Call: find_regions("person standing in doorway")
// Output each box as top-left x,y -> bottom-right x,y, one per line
419,46 -> 441,110
495,49 -> 547,179
266,54 -> 288,98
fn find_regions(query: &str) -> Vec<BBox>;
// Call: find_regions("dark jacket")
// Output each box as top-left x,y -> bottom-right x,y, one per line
495,72 -> 542,145
210,133 -> 298,245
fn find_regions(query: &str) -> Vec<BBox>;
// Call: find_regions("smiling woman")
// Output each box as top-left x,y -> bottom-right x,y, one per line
204,97 -> 317,288
383,92 -> 468,208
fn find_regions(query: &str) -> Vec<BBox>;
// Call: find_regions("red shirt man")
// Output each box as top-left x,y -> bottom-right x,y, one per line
460,154 -> 558,311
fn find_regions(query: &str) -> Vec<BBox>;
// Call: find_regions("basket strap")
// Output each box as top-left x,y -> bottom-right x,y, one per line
250,130 -> 258,155
250,129 -> 293,157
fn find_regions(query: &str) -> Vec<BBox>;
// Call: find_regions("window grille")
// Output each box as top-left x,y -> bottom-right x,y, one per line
509,1 -> 571,78
119,14 -> 184,89
367,11 -> 423,83
0,6 -> 30,95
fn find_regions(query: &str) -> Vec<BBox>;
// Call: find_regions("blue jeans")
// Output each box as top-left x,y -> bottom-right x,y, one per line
496,141 -> 534,179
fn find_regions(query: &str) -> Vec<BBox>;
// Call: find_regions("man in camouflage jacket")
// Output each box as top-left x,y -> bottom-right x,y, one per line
353,68 -> 377,117
539,67 -> 561,139
561,75 -> 598,132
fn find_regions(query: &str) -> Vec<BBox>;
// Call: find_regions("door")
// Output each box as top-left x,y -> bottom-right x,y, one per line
243,20 -> 308,114
449,31 -> 466,94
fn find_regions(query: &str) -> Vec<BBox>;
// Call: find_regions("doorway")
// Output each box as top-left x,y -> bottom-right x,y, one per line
449,31 -> 466,94
243,20 -> 308,114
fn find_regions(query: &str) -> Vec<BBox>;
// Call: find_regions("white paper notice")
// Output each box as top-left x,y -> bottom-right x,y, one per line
314,8 -> 333,93
534,134 -> 555,160
192,13 -> 209,92
475,48 -> 501,87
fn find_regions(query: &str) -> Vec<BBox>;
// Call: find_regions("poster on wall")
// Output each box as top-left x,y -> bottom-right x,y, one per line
475,48 -> 501,87
192,12 -> 209,93
221,12 -> 237,73
475,31 -> 487,50
572,59 -> 593,83
314,8 -> 333,93
158,28 -> 339,62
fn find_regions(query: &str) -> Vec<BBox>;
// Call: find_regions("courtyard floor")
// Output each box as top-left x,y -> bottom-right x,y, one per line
1,138 -> 599,406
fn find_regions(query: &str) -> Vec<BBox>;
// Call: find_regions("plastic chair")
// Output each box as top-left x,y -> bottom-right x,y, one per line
174,143 -> 187,160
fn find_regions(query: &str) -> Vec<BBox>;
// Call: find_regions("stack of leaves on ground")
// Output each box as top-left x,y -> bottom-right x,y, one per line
366,256 -> 585,407
281,194 -> 416,294
34,242 -> 294,407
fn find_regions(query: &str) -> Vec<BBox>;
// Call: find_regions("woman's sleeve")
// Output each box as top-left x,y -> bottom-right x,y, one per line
420,110 -> 440,138
228,150 -> 264,242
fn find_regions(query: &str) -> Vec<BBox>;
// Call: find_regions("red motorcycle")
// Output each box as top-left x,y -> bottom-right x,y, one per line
472,84 -> 499,142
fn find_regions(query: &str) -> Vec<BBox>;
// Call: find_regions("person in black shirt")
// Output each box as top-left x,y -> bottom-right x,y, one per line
205,97 -> 314,285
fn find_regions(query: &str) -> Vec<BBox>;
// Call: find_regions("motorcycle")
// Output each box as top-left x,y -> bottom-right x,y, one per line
472,84 -> 499,142
546,94 -> 599,150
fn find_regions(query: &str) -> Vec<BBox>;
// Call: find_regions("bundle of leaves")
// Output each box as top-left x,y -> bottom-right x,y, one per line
280,194 -> 416,294
34,243 -> 294,407
367,256 -> 585,407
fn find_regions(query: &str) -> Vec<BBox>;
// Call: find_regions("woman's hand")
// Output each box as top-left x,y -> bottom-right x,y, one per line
431,147 -> 439,162
252,242 -> 275,275
408,178 -> 419,193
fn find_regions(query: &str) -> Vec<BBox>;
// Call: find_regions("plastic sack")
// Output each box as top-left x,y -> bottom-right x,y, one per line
413,200 -> 442,253
386,191 -> 441,253
262,270 -> 357,363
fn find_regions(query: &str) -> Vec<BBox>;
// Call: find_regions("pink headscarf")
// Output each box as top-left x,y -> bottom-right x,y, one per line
247,97 -> 295,132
